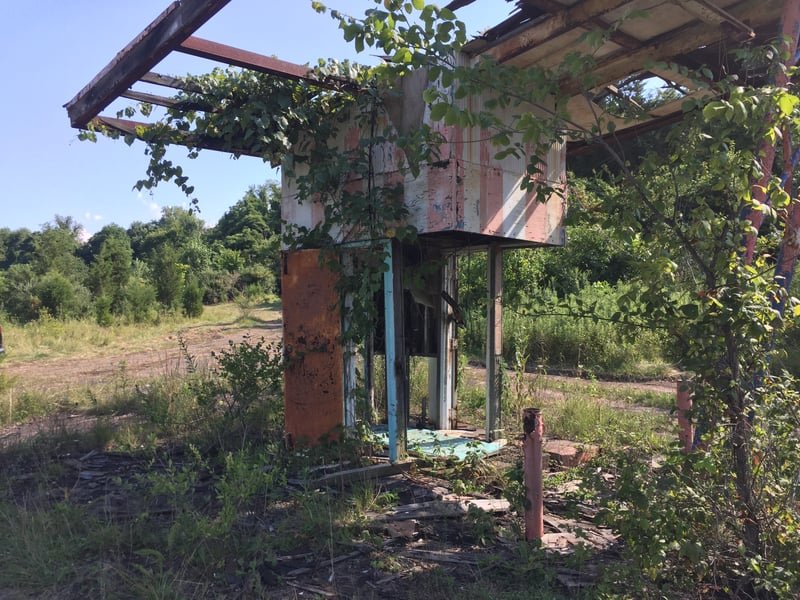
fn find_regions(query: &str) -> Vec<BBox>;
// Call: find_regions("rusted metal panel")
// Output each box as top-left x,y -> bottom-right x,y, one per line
282,249 -> 344,446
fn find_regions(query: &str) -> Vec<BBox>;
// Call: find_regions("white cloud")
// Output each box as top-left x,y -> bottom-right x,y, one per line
137,191 -> 162,219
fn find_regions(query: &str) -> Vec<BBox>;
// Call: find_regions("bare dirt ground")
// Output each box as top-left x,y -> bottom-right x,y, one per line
1,319 -> 284,395
0,318 -> 282,447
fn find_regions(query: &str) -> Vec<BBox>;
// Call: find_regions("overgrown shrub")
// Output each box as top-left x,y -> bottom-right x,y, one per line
34,272 -> 90,320
501,283 -> 668,377
588,374 -> 800,597
237,264 -> 276,297
124,278 -> 158,324
193,335 -> 284,450
200,269 -> 239,304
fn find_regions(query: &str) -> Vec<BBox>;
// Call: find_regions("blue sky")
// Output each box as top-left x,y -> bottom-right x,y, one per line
1,0 -> 510,238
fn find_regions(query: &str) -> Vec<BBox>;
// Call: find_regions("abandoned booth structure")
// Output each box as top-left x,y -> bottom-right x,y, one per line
65,0 -> 788,460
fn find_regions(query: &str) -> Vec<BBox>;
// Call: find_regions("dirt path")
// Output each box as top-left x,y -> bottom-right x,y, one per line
2,312 -> 674,398
1,319 -> 283,394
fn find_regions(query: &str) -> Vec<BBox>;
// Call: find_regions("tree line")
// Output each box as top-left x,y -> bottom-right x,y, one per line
0,182 -> 282,325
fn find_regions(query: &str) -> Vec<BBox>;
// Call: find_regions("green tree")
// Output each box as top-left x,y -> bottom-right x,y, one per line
149,243 -> 184,311
182,273 -> 204,318
1,263 -> 40,322
207,181 -> 282,292
0,227 -> 36,269
89,231 -> 133,311
32,216 -> 86,280
145,207 -> 205,254
127,220 -> 158,262
79,223 -> 129,264
125,260 -> 158,323
34,271 -> 90,319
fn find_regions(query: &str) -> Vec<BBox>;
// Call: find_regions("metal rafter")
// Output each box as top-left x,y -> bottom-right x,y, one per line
177,36 -> 358,91
65,0 -> 232,129
65,0 -> 786,147
92,115 -> 259,157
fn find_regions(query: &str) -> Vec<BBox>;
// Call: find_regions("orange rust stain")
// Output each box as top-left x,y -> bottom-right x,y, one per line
282,249 -> 343,446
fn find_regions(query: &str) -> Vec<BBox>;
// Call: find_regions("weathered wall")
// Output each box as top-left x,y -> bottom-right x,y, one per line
281,56 -> 566,249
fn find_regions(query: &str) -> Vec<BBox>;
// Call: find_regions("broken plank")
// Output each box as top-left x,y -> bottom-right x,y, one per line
377,498 -> 510,521
289,459 -> 415,488
286,581 -> 337,598
401,549 -> 480,565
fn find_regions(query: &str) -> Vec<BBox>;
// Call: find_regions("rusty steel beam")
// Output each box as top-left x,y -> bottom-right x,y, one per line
92,115 -> 260,157
517,0 -> 568,13
119,89 -> 204,111
65,0 -> 232,129
91,115 -> 160,140
177,36 -> 359,91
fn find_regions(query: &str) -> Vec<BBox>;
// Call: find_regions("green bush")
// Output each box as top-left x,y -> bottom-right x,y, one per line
238,264 -> 276,297
34,272 -> 90,320
200,269 -> 239,304
502,283 -> 668,377
125,278 -> 158,324
588,375 -> 800,597
194,335 -> 284,450
94,294 -> 114,327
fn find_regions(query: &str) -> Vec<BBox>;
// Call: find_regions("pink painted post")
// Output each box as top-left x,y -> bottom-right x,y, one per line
523,408 -> 544,542
743,0 -> 800,265
677,379 -> 694,454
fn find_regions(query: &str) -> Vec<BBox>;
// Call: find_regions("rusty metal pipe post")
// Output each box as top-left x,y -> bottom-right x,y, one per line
677,379 -> 693,454
523,408 -> 544,542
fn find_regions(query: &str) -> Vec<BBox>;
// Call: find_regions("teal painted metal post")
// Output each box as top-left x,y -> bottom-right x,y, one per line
427,357 -> 438,426
342,252 -> 357,429
436,255 -> 458,429
383,239 -> 407,461
383,241 -> 398,461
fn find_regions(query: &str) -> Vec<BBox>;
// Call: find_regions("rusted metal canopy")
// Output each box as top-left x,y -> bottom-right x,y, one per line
65,0 -> 785,146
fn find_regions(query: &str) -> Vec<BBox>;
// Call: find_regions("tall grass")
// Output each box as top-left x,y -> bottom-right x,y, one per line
0,303 -> 281,431
464,282 -> 670,378
457,364 -> 675,450
1,302 -> 281,363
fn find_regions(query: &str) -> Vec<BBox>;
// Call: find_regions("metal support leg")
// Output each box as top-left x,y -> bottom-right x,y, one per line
438,255 -> 458,429
342,253 -> 357,429
486,244 -> 503,441
384,239 -> 407,461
